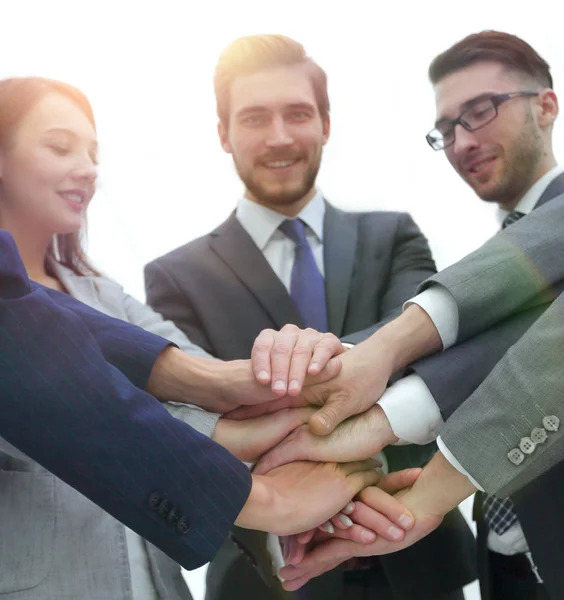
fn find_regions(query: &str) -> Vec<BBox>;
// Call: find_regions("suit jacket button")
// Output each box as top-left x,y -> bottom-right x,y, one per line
167,507 -> 181,525
158,499 -> 172,517
176,516 -> 191,535
519,437 -> 535,454
531,427 -> 548,444
542,415 -> 560,432
507,448 -> 524,465
148,492 -> 161,511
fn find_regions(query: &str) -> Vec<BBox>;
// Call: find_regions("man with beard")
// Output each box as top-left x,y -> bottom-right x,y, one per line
145,35 -> 475,600
266,31 -> 563,600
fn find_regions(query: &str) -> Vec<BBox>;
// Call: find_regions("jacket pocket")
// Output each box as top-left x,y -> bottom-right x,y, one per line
0,471 -> 55,592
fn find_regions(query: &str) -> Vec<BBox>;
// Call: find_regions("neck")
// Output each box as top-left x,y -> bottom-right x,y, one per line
499,153 -> 558,211
0,210 -> 52,279
246,186 -> 317,217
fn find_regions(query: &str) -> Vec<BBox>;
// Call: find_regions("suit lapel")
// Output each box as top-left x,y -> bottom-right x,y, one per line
323,202 -> 358,335
536,171 -> 564,208
209,214 -> 304,329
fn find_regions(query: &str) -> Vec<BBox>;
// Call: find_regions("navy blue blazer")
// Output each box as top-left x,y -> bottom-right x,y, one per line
0,230 -> 251,570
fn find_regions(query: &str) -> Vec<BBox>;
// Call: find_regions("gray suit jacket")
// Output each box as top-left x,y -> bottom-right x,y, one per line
0,264 -> 219,600
145,201 -> 477,600
417,186 -> 564,600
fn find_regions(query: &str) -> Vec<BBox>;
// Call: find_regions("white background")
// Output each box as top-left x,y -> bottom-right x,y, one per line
3,1 -> 562,598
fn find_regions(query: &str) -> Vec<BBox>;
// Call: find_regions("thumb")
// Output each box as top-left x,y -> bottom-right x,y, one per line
308,392 -> 354,436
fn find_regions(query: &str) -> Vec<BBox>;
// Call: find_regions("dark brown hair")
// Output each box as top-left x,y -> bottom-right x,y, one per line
0,77 -> 100,277
214,34 -> 330,126
429,31 -> 553,89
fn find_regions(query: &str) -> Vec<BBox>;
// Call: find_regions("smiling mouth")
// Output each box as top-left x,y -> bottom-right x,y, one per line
262,159 -> 301,169
467,157 -> 496,174
59,191 -> 86,204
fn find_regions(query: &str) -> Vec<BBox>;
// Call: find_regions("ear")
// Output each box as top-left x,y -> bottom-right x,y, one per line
536,89 -> 559,129
217,121 -> 232,154
321,113 -> 331,145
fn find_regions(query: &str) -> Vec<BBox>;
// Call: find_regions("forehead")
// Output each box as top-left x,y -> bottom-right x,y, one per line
15,92 -> 96,142
229,64 -> 317,115
434,61 -> 523,119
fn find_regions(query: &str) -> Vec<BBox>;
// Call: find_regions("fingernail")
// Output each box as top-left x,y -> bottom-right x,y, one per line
257,370 -> 269,381
344,502 -> 355,513
320,522 -> 334,534
288,380 -> 300,391
309,362 -> 319,372
399,514 -> 414,529
316,415 -> 329,430
273,380 -> 286,391
338,515 -> 353,527
361,529 -> 376,543
388,525 -> 403,540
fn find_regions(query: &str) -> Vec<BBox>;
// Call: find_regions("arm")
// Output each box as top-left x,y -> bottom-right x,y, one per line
440,290 -> 564,497
421,195 -> 564,342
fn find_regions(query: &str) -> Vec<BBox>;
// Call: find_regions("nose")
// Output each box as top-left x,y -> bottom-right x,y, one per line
451,123 -> 479,157
72,153 -> 98,185
265,116 -> 294,147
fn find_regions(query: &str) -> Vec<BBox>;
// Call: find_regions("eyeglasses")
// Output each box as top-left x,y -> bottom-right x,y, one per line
426,91 -> 539,151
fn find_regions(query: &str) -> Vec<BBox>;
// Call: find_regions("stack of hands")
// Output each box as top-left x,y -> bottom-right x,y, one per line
169,321 -> 472,590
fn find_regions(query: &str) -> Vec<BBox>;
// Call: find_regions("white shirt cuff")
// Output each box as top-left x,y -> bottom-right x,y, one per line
437,436 -> 484,491
404,287 -> 459,349
378,374 -> 444,445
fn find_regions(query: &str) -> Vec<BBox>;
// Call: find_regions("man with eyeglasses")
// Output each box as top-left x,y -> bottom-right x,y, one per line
263,31 -> 562,600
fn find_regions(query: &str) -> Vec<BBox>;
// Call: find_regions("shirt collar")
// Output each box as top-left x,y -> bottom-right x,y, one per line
236,191 -> 325,251
496,164 -> 564,225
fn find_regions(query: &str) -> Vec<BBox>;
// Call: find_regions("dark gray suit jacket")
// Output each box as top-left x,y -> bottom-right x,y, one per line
145,201 -> 476,600
411,173 -> 564,600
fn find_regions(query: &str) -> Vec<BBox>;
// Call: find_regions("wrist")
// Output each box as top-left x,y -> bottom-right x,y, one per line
371,305 -> 442,372
235,475 -> 278,532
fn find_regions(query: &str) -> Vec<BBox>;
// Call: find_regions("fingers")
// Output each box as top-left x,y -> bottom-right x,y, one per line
341,462 -> 382,494
226,395 -> 308,420
377,468 -> 422,494
349,498 -> 409,542
325,523 -> 377,544
307,334 -> 345,376
339,457 -> 382,477
253,425 -> 310,475
251,329 -> 277,385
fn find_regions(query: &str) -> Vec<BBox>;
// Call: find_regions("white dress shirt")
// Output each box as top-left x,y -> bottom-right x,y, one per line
379,165 -> 564,556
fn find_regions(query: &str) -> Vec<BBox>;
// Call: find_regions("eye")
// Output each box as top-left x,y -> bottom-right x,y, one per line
287,110 -> 311,122
240,114 -> 266,127
48,143 -> 71,156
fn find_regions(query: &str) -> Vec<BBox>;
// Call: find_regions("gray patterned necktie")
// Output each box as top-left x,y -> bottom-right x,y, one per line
482,208 -> 527,535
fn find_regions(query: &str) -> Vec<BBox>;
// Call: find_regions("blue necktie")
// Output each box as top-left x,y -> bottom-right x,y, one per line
279,219 -> 328,332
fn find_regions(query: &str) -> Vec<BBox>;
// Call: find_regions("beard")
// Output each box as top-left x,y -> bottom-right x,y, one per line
475,110 -> 544,206
233,147 -> 323,208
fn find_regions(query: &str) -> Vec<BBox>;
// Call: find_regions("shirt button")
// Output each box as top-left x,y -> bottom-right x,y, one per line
531,427 -> 548,444
542,415 -> 560,432
519,437 -> 536,454
508,448 -> 525,465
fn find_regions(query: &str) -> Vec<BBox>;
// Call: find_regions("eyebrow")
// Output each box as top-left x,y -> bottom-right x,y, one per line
235,102 -> 316,118
434,92 -> 497,128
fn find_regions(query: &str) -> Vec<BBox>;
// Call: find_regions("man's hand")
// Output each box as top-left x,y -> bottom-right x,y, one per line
212,407 -> 315,463
252,324 -> 346,396
254,405 -> 398,474
278,453 -> 476,590
302,305 -> 443,435
235,459 -> 381,536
